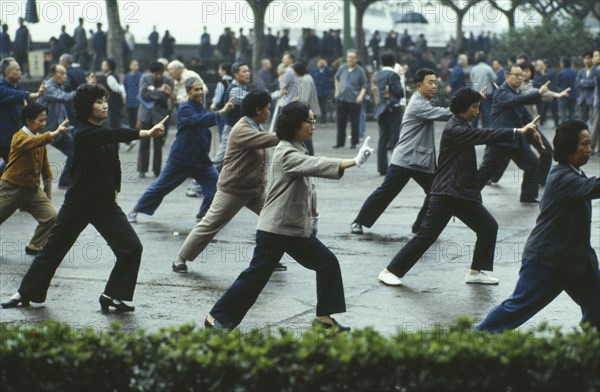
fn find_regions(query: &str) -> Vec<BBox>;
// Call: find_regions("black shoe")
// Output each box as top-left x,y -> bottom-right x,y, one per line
274,262 -> 287,272
204,316 -> 230,330
332,145 -> 343,149
99,294 -> 135,312
196,211 -> 206,222
172,262 -> 188,273
313,317 -> 351,332
25,246 -> 40,256
520,198 -> 539,204
1,296 -> 30,308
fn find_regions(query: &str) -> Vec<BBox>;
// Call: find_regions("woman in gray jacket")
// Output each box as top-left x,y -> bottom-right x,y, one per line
205,102 -> 373,331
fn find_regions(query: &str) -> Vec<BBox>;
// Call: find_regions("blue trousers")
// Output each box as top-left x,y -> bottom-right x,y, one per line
558,99 -> 577,124
476,260 -> 600,332
133,159 -> 218,218
210,230 -> 346,328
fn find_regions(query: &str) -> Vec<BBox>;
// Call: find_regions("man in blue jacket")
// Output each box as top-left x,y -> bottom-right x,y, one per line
127,78 -> 233,224
557,57 -> 578,123
576,51 -> 596,123
477,120 -> 599,332
476,64 -> 549,203
0,58 -> 46,173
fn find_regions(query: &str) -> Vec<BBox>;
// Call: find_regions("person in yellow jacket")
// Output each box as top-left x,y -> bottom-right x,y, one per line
0,102 -> 68,255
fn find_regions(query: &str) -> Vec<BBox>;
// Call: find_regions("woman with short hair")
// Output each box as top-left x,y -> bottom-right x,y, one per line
477,120 -> 599,332
1,84 -> 167,311
205,102 -> 373,331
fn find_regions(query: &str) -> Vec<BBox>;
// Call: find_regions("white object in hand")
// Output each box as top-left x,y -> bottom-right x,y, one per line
354,136 -> 374,168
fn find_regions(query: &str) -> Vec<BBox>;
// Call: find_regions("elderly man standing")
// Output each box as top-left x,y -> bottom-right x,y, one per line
213,62 -> 254,170
333,49 -> 368,149
137,62 -> 173,178
166,60 -> 209,107
0,58 -> 46,173
36,64 -> 76,188
470,51 -> 497,127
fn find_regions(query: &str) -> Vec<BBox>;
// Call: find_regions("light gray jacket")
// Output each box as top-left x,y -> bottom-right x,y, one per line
257,140 -> 342,237
390,91 -> 451,173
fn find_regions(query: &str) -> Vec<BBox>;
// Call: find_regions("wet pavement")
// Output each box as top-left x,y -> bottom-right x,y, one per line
1,120 -> 598,336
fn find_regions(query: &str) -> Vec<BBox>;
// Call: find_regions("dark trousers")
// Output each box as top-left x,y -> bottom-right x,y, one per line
376,110 -> 402,175
354,164 -> 433,233
477,145 -> 539,201
134,159 -> 218,217
558,99 -> 576,124
336,101 -> 360,147
476,261 -> 600,333
138,121 -> 166,176
127,107 -> 139,129
51,132 -> 74,187
17,201 -> 143,303
487,131 -> 553,186
317,95 -> 329,123
210,230 -> 346,328
387,194 -> 498,277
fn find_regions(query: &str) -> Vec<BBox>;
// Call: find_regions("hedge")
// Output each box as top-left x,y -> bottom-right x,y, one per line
1,319 -> 598,391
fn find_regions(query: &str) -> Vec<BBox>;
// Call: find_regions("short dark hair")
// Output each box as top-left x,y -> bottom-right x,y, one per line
520,62 -> 535,79
582,51 -> 593,58
104,58 -> 117,73
560,57 -> 571,68
231,62 -> 248,76
241,90 -> 272,117
219,63 -> 232,76
149,62 -> 164,73
292,63 -> 307,76
275,101 -> 311,141
415,68 -> 435,84
73,84 -> 107,123
381,52 -> 396,67
283,52 -> 295,62
553,120 -> 589,163
449,87 -> 482,115
21,102 -> 47,124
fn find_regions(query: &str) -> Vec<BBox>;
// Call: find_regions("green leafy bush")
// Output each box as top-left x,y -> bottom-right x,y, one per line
1,319 -> 598,391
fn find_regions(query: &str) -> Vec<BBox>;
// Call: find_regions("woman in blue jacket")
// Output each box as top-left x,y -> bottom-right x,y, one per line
477,119 -> 599,332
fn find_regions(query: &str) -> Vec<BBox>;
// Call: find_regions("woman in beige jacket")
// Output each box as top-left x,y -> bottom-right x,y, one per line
205,102 -> 373,331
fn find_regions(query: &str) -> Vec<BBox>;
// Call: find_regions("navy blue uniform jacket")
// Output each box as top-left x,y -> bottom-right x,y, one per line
522,163 -> 600,274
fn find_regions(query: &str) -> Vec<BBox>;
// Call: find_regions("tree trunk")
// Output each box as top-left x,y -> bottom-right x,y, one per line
507,10 -> 516,31
252,8 -> 265,74
105,0 -> 124,72
355,7 -> 367,64
455,14 -> 464,53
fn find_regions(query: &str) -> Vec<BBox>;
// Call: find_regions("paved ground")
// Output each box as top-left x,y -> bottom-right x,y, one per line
1,119 -> 598,337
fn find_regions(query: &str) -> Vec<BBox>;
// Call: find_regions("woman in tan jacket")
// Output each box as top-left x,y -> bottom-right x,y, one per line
0,103 -> 68,255
205,101 -> 374,331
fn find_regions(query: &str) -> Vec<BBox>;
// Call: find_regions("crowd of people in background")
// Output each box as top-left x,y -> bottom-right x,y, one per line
0,16 -> 599,333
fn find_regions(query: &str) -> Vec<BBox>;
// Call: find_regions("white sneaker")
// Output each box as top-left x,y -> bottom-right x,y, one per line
378,269 -> 402,286
465,271 -> 499,285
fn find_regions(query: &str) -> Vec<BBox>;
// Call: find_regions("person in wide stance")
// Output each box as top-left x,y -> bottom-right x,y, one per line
477,120 -> 599,332
378,87 -> 542,286
1,84 -> 167,311
205,102 -> 374,331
